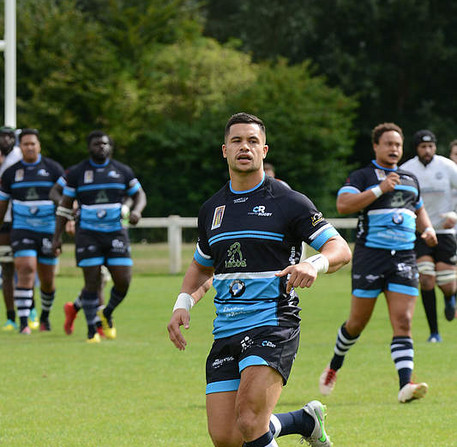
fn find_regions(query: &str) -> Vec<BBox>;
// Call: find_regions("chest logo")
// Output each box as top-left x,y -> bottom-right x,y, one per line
26,187 -> 39,201
390,192 -> 405,207
225,242 -> 247,268
249,205 -> 272,217
84,170 -> 94,183
311,212 -> 324,226
95,191 -> 109,203
211,205 -> 225,230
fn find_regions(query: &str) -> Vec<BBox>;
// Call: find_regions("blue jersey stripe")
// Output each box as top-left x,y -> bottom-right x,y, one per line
77,183 -> 126,192
209,230 -> 284,245
310,227 -> 339,250
127,182 -> 141,196
106,257 -> 133,266
78,257 -> 105,267
14,249 -> 37,258
194,249 -> 214,267
11,181 -> 54,189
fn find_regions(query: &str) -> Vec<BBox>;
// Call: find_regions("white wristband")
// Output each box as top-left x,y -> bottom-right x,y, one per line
302,254 -> 329,274
173,292 -> 195,313
371,186 -> 383,198
423,226 -> 435,235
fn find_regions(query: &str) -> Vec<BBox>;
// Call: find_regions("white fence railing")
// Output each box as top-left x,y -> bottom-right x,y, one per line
132,216 -> 357,274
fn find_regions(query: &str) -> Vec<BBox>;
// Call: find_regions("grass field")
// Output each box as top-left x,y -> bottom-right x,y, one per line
1,245 -> 457,446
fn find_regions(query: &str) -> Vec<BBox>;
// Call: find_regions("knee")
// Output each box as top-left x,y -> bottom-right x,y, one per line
236,407 -> 264,441
345,319 -> 366,336
394,313 -> 412,333
208,427 -> 240,447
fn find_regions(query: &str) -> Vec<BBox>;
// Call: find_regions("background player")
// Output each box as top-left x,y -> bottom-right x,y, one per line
401,130 -> 457,342
0,128 -> 64,334
51,131 -> 146,342
319,122 -> 437,403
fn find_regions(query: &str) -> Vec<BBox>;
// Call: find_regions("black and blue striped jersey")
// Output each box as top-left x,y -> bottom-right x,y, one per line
338,160 -> 423,250
62,158 -> 141,233
194,174 -> 339,339
0,155 -> 64,233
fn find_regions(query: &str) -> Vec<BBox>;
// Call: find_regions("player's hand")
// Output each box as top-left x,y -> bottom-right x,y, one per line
421,228 -> 438,247
275,263 -> 318,293
440,212 -> 457,229
51,238 -> 62,257
380,172 -> 401,193
167,309 -> 191,351
65,220 -> 76,235
129,210 -> 141,225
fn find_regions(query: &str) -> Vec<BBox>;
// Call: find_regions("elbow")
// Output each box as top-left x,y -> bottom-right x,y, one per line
342,246 -> 352,265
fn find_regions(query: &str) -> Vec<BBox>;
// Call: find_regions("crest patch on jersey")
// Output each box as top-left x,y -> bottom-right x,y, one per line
84,170 -> 94,183
375,169 -> 387,181
311,212 -> 324,226
15,169 -> 24,182
211,205 -> 225,230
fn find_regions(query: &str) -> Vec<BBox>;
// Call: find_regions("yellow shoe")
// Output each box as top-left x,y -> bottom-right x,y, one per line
97,308 -> 116,339
29,309 -> 40,330
86,333 -> 101,344
2,319 -> 18,331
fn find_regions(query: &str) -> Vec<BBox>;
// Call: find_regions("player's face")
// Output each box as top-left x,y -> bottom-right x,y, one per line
222,123 -> 268,175
19,134 -> 41,163
373,130 -> 403,168
89,135 -> 112,163
417,141 -> 436,165
450,146 -> 457,164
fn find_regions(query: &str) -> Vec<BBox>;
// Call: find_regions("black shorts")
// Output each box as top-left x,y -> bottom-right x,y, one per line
205,325 -> 300,395
415,233 -> 457,265
75,228 -> 132,267
10,229 -> 57,265
352,245 -> 419,298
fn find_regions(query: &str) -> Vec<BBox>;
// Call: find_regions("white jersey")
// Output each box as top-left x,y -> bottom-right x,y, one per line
0,146 -> 23,222
401,154 -> 457,233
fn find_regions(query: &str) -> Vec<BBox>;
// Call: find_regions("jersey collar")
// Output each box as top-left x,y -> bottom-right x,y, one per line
229,172 -> 265,194
21,154 -> 42,166
89,158 -> 110,168
372,159 -> 397,172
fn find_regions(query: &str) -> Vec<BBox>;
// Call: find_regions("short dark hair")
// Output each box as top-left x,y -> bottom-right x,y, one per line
19,128 -> 40,142
371,122 -> 403,145
87,130 -> 110,146
224,112 -> 266,142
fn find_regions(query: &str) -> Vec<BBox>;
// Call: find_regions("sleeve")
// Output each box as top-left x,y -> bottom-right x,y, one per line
289,192 -> 339,251
0,168 -> 12,200
337,169 -> 367,196
63,166 -> 78,198
193,204 -> 214,267
122,164 -> 141,196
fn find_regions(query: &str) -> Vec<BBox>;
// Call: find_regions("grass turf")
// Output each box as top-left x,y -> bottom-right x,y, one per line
0,250 -> 456,446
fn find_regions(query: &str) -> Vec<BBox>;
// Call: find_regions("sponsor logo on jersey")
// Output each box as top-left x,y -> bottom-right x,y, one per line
249,205 -> 272,217
233,197 -> 248,203
375,169 -> 387,181
29,206 -> 39,215
15,169 -> 24,182
211,205 -> 225,230
84,170 -> 94,183
26,187 -> 39,200
108,170 -> 120,178
241,335 -> 254,352
392,213 -> 403,224
311,212 -> 324,226
97,209 -> 107,219
390,192 -> 405,207
229,279 -> 246,297
261,340 -> 277,348
37,169 -> 50,177
225,242 -> 247,268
